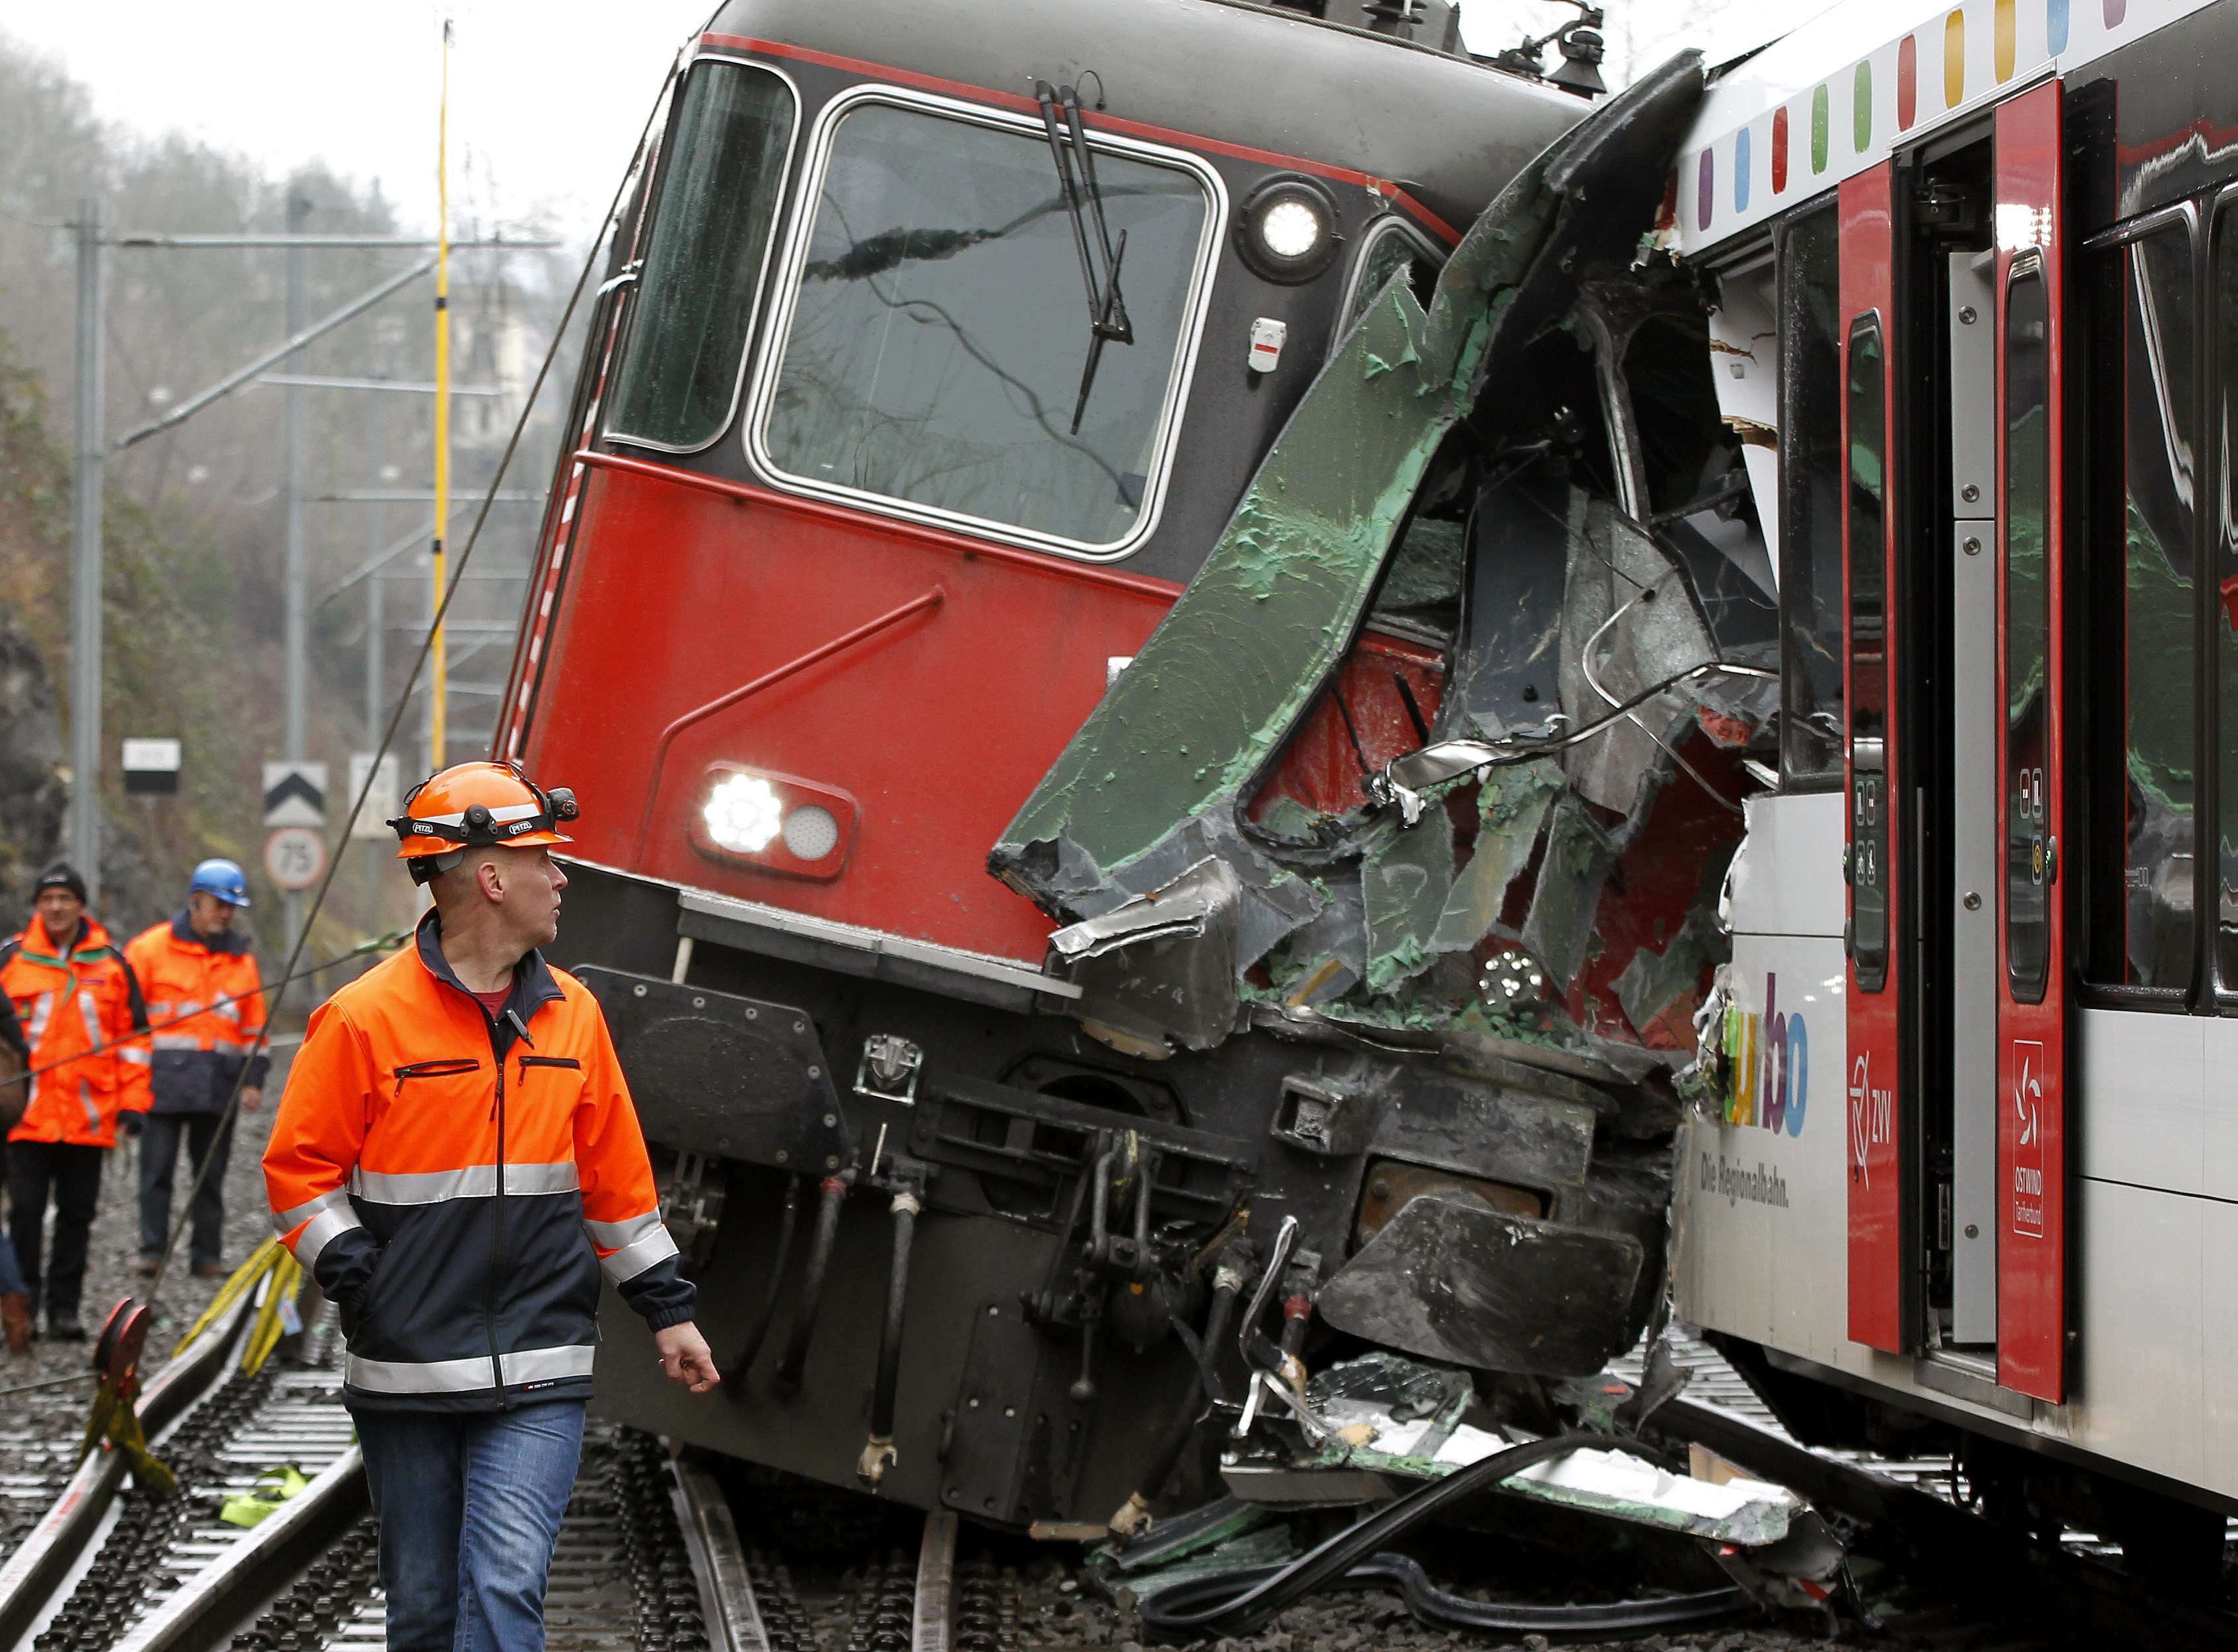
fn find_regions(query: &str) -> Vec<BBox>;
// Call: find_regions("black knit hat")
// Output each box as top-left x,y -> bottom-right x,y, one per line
34,862 -> 87,903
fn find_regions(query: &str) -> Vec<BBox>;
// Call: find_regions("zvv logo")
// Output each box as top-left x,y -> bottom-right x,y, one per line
1848,1050 -> 1893,1187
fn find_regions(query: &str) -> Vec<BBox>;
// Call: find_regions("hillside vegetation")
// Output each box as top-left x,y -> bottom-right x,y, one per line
0,31 -> 580,958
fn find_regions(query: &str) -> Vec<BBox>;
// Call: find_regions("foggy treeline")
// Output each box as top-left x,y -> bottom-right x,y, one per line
0,30 -> 590,955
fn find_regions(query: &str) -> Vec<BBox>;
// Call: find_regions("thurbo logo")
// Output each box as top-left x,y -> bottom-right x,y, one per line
1722,973 -> 1808,1137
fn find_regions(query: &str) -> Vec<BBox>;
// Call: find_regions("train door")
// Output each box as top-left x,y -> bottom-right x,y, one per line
1841,162 -> 1910,1354
1990,84 -> 2068,1404
1841,91 -> 2070,1397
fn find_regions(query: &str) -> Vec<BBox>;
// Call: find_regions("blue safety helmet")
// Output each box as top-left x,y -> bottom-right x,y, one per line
187,858 -> 252,909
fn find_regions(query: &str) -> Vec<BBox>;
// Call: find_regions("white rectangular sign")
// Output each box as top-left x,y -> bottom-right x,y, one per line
348,753 -> 401,841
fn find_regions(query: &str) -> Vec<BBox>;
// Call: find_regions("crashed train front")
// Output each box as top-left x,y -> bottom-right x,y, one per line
504,0 -> 1773,1525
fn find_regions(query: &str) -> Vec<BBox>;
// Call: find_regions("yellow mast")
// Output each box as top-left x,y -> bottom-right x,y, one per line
430,17 -> 453,767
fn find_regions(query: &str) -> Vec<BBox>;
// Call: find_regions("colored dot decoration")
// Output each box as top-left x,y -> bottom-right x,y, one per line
1686,0 -> 2140,239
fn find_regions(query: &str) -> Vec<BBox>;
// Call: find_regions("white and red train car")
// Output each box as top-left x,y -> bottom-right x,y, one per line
1670,0 -> 2238,1569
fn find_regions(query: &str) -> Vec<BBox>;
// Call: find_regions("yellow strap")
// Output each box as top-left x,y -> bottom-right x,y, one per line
240,1251 -> 303,1377
79,1381 -> 178,1496
170,1237 -> 281,1359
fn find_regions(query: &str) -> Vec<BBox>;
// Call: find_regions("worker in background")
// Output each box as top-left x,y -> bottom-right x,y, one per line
0,988 -> 28,1354
3,862 -> 153,1341
264,762 -> 718,1652
127,859 -> 269,1280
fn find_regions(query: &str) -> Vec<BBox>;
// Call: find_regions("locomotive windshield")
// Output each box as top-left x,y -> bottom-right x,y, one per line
758,99 -> 1211,551
608,61 -> 798,451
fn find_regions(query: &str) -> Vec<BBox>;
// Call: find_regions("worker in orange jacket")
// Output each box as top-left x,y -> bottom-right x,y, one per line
125,859 -> 269,1280
3,863 -> 153,1340
264,762 -> 716,1652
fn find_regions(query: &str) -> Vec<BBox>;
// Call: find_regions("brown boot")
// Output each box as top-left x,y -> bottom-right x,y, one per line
1,1293 -> 28,1355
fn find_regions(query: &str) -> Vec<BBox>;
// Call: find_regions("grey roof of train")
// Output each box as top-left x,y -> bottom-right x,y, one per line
703,0 -> 1587,231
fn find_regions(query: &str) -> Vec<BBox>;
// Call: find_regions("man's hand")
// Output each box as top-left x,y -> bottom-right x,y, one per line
118,1111 -> 143,1140
654,1321 -> 720,1393
240,1087 -> 263,1114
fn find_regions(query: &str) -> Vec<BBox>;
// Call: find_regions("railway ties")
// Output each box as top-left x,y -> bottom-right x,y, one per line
0,1288 -> 1003,1652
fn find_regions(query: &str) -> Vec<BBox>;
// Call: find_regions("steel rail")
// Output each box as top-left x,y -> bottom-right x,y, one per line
108,1447 -> 369,1652
0,1286 -> 261,1647
671,1451 -> 772,1652
912,1511 -> 959,1652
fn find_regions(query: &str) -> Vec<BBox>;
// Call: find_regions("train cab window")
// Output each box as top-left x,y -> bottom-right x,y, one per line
1339,217 -> 1442,331
1777,207 -> 1845,784
2004,263 -> 2056,1002
2082,217 -> 2197,992
607,62 -> 799,452
1847,315 -> 1890,991
757,100 -> 1213,553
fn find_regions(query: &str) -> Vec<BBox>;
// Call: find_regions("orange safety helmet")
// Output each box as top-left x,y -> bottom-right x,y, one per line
389,760 -> 579,883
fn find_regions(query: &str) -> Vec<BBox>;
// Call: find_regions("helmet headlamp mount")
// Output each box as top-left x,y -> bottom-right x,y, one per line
388,760 -> 580,883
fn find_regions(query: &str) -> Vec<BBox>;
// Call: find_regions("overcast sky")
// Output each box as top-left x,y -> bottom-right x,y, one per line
1,1 -> 1777,246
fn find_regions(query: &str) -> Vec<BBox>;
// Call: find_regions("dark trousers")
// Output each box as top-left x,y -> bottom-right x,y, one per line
7,1140 -> 104,1321
139,1111 -> 234,1268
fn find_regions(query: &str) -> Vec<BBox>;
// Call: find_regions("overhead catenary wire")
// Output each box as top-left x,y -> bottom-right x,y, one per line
3,933 -> 407,1090
133,50 -> 684,1318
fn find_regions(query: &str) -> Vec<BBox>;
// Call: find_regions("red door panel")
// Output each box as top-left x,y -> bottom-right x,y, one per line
1994,83 -> 2068,1404
1841,162 -> 1907,1356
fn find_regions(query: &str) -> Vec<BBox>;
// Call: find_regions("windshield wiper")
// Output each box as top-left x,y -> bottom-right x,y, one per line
1034,77 -> 1132,434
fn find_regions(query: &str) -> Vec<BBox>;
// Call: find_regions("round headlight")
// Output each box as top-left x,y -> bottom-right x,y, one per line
1259,198 -> 1324,261
782,804 -> 840,862
1237,176 -> 1342,284
703,774 -> 783,854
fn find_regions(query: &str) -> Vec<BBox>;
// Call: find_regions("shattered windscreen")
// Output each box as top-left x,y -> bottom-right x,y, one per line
759,101 -> 1210,551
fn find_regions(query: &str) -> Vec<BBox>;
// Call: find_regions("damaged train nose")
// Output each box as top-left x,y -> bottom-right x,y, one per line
988,51 -> 1770,1389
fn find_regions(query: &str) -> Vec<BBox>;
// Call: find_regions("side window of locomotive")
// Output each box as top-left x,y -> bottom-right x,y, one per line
1847,315 -> 1889,992
607,62 -> 799,452
1339,217 -> 1442,331
2081,217 -> 2196,993
757,102 -> 1212,553
1778,206 -> 1845,784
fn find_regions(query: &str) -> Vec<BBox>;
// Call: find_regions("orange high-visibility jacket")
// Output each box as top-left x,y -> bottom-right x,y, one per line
1,915 -> 153,1148
125,914 -> 269,1115
263,911 -> 693,1412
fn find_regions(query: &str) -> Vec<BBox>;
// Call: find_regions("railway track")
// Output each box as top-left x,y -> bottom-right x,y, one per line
0,1291 -> 1018,1652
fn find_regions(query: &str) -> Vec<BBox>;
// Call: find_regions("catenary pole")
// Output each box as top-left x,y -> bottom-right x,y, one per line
69,199 -> 105,901
431,18 -> 454,769
283,190 -> 311,979
363,374 -> 391,934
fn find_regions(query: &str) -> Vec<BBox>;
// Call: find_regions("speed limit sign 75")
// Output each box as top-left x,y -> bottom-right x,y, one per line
264,826 -> 327,892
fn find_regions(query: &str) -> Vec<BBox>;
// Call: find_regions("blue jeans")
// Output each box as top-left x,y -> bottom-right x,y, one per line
0,1227 -> 24,1297
355,1400 -> 586,1652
